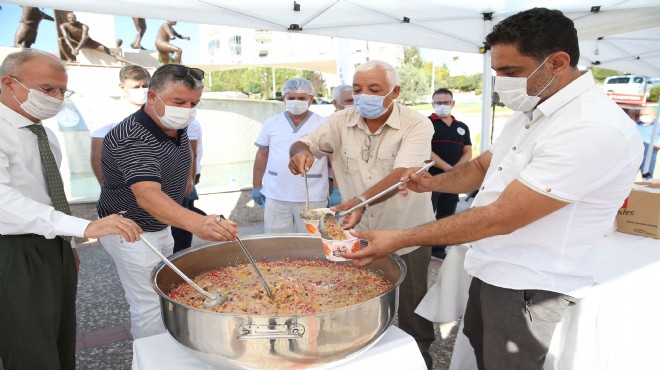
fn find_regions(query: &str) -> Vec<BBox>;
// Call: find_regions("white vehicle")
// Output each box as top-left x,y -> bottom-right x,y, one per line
603,75 -> 660,96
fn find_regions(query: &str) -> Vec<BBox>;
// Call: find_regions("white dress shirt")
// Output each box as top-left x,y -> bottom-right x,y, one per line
465,71 -> 644,298
0,102 -> 90,238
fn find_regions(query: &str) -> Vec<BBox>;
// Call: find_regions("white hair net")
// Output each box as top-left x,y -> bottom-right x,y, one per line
281,78 -> 315,96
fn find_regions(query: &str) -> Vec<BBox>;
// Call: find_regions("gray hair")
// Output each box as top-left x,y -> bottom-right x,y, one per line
281,78 -> 314,97
149,64 -> 203,94
355,60 -> 399,89
332,84 -> 352,101
0,49 -> 65,77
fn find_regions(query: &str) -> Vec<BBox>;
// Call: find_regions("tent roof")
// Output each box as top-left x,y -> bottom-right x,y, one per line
8,0 -> 660,57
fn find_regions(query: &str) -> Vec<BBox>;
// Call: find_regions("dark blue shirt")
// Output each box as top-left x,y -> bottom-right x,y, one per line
429,114 -> 472,176
97,106 -> 191,232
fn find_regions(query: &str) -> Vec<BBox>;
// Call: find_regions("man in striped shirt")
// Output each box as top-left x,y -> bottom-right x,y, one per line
97,64 -> 239,339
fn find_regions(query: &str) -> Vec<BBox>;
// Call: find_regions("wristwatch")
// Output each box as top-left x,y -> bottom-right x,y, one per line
352,195 -> 369,211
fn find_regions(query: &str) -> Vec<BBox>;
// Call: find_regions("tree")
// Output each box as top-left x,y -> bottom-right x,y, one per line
396,63 -> 429,104
649,85 -> 660,103
422,61 -> 450,92
589,67 -> 622,84
403,47 -> 423,68
301,70 -> 327,97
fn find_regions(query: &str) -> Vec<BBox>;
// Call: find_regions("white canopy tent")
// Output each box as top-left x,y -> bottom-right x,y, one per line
7,0 -> 660,150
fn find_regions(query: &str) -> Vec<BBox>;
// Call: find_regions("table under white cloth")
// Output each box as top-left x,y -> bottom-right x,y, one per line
132,325 -> 426,370
418,232 -> 660,370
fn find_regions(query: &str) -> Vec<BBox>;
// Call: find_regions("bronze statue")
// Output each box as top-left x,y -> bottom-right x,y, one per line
58,11 -> 132,64
155,20 -> 190,64
14,6 -> 54,48
131,17 -> 147,50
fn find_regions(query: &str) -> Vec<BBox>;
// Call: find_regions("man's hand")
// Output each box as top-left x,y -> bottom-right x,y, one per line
84,214 -> 142,242
330,198 -> 365,230
399,169 -> 437,197
340,229 -> 405,266
251,188 -> 265,206
192,215 -> 239,241
288,150 -> 315,175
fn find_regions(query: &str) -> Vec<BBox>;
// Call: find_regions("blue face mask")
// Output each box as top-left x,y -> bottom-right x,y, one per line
353,88 -> 395,119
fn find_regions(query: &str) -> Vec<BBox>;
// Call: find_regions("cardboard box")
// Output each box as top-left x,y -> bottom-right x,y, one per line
616,181 -> 660,239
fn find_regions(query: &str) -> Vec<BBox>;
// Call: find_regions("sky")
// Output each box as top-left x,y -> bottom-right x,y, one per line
0,3 -> 201,63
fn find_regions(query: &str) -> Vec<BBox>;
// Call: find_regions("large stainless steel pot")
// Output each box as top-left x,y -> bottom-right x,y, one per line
151,234 -> 406,369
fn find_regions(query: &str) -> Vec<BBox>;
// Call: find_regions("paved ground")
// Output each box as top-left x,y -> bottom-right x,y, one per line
74,195 -> 475,369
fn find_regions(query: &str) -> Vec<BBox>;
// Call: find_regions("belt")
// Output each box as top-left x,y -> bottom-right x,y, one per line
0,233 -> 43,238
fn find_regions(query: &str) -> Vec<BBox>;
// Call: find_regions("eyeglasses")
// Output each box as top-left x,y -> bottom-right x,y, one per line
362,134 -> 373,162
432,101 -> 453,106
153,64 -> 205,81
12,76 -> 75,98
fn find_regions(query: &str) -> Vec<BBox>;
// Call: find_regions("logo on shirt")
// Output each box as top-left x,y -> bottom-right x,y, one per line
457,127 -> 466,136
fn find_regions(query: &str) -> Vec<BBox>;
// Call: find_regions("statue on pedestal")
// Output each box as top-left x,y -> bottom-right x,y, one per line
14,6 -> 54,48
58,11 -> 133,65
156,20 -> 190,64
131,17 -> 147,50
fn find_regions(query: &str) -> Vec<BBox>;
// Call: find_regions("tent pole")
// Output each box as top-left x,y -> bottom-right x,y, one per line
480,49 -> 492,154
272,67 -> 276,99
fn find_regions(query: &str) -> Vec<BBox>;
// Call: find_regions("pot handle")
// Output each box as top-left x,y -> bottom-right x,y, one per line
237,323 -> 305,340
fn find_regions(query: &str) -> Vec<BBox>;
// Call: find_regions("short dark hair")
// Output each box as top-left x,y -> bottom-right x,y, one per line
149,64 -> 203,93
485,8 -> 579,67
119,65 -> 150,83
432,88 -> 453,99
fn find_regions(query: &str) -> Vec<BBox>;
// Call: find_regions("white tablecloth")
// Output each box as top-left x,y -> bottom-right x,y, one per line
132,325 -> 426,370
430,232 -> 660,370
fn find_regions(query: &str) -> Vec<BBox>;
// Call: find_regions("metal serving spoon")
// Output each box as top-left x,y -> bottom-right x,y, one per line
318,160 -> 435,239
141,235 -> 226,308
299,169 -> 319,220
218,215 -> 274,300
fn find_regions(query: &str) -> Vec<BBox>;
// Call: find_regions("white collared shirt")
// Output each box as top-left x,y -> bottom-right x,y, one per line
0,102 -> 90,238
465,71 -> 644,298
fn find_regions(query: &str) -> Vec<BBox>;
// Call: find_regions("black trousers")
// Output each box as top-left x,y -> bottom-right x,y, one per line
0,235 -> 77,370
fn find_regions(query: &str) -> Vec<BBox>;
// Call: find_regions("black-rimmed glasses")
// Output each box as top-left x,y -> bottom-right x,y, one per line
362,134 -> 373,162
153,64 -> 205,81
12,76 -> 75,98
432,101 -> 453,106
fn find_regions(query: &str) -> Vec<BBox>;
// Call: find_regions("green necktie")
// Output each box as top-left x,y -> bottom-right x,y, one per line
26,124 -> 72,241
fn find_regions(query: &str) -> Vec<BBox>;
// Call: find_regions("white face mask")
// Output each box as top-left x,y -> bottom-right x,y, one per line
285,99 -> 309,115
493,56 -> 555,112
433,104 -> 452,118
126,88 -> 148,105
12,78 -> 64,120
153,94 -> 196,130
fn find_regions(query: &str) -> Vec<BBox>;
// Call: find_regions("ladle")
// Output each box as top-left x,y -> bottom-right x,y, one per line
318,160 -> 435,239
299,169 -> 319,220
218,215 -> 274,300
141,235 -> 226,308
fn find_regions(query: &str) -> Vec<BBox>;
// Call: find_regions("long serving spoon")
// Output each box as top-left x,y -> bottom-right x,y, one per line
318,160 -> 435,239
299,169 -> 319,220
141,234 -> 226,308
217,215 -> 274,300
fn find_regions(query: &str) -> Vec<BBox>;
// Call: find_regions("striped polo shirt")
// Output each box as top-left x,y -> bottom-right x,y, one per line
97,106 -> 191,232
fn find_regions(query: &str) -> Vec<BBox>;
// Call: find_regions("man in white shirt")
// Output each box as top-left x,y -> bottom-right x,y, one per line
0,49 -> 142,370
90,65 -> 151,184
342,9 -> 643,370
252,78 -> 329,233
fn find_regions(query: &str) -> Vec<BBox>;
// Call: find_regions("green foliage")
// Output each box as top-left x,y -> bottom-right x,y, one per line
648,85 -> 660,103
207,67 -> 326,99
396,63 -> 430,104
448,73 -> 482,92
589,67 -> 622,84
403,47 -> 424,68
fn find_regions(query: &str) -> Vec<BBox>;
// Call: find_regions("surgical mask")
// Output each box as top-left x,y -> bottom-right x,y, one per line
353,88 -> 395,119
12,79 -> 64,120
433,104 -> 452,118
285,100 -> 309,115
126,88 -> 148,105
153,94 -> 196,129
493,56 -> 555,112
